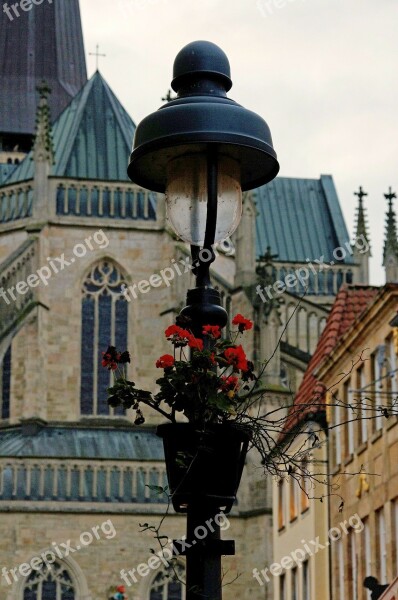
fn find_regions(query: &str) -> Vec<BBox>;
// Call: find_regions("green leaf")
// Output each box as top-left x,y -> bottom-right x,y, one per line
146,485 -> 166,495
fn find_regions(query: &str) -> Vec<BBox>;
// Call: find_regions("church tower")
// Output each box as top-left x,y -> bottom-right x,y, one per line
0,0 -> 87,159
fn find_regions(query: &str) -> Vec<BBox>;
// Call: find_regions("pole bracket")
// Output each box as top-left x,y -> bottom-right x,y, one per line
172,538 -> 235,557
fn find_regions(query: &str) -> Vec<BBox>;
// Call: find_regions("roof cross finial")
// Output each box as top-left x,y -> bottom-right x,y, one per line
384,187 -> 397,205
161,89 -> 176,103
89,45 -> 106,71
354,186 -> 368,203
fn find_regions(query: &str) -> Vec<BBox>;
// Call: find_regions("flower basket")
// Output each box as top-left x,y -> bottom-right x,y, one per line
157,422 -> 250,513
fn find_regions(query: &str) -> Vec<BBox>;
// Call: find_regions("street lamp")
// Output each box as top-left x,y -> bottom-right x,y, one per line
128,40 -> 279,336
128,40 -> 279,600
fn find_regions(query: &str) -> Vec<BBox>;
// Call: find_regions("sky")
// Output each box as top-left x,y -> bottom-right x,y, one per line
80,0 -> 398,285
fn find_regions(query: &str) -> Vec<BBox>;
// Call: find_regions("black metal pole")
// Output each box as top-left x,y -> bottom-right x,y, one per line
185,503 -> 223,600
184,145 -> 227,600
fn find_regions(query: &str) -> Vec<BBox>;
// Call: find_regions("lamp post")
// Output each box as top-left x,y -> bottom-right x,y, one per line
128,40 -> 279,599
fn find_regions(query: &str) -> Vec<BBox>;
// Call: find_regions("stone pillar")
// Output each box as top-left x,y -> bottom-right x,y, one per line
234,192 -> 257,288
259,306 -> 282,387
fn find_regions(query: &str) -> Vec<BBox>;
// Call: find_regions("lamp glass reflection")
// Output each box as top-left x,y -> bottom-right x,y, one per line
165,154 -> 242,246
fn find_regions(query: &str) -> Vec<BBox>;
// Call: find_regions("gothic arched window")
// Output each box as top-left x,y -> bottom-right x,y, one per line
149,565 -> 185,600
80,260 -> 128,415
23,562 -> 75,600
0,345 -> 11,419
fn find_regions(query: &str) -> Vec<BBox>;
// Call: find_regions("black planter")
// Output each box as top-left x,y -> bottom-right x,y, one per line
157,423 -> 250,513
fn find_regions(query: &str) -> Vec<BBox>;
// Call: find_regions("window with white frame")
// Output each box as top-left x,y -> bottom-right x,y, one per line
373,348 -> 384,431
363,518 -> 372,578
301,457 -> 310,512
291,567 -> 299,600
289,472 -> 300,521
387,335 -> 398,408
280,573 -> 286,600
22,561 -> 75,599
278,478 -> 286,529
390,335 -> 398,393
335,401 -> 342,466
394,499 -> 398,574
357,366 -> 368,444
302,559 -> 310,600
376,507 -> 387,584
349,530 -> 358,600
345,380 -> 354,455
337,538 -> 345,600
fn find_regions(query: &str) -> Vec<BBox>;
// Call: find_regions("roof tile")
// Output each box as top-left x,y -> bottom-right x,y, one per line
280,284 -> 379,440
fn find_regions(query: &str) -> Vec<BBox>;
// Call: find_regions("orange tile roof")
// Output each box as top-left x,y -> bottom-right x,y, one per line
279,285 -> 380,441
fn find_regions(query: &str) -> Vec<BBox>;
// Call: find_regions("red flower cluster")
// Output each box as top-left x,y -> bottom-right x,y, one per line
102,347 -> 130,371
165,325 -> 191,346
224,345 -> 248,372
164,325 -> 203,351
202,325 -> 221,339
232,314 -> 253,332
156,354 -> 175,369
189,337 -> 204,351
220,375 -> 240,393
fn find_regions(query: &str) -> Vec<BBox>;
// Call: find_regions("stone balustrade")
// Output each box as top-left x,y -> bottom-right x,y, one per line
0,178 -> 161,225
55,180 -> 157,221
265,260 -> 355,296
0,458 -> 168,504
0,182 -> 33,223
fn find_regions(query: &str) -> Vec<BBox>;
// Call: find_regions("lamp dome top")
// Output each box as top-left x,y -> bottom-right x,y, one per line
171,41 -> 232,93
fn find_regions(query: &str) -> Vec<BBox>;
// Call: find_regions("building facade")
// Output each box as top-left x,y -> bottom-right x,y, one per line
321,285 -> 398,600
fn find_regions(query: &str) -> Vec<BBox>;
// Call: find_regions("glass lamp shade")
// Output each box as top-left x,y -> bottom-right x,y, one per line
165,154 -> 242,246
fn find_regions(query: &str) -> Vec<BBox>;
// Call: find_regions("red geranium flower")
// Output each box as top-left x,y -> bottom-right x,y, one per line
224,345 -> 248,372
165,325 -> 191,346
202,325 -> 221,339
220,375 -> 240,393
102,354 -> 118,371
156,354 -> 175,369
101,346 -> 120,371
188,336 -> 204,351
232,314 -> 253,332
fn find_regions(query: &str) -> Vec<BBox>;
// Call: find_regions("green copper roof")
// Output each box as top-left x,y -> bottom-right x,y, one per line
254,175 -> 353,263
0,425 -> 163,460
5,71 -> 136,184
0,163 -> 17,185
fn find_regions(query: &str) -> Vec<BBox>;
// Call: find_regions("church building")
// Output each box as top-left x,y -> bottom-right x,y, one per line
0,2 -> 381,599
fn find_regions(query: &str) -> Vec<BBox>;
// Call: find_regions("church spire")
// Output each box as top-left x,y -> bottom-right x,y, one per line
354,186 -> 370,243
352,186 -> 371,284
383,188 -> 398,283
0,0 -> 87,150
